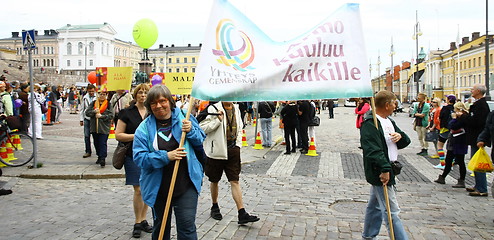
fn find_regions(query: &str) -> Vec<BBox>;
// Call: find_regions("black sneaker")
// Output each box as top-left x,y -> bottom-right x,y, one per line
0,189 -> 12,196
140,220 -> 153,233
132,223 -> 142,238
284,151 -> 291,155
238,212 -> 260,224
211,207 -> 223,220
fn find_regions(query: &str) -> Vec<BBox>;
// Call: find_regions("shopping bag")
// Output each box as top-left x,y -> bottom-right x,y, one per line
467,147 -> 494,173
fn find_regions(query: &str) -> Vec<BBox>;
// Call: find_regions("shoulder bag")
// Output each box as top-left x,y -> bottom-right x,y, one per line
112,141 -> 130,170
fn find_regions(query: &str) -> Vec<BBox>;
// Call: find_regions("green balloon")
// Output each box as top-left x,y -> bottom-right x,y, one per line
133,18 -> 158,49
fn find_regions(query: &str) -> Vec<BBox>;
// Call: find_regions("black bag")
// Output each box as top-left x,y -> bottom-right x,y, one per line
195,104 -> 219,123
391,161 -> 403,175
308,115 -> 320,126
5,116 -> 21,130
112,141 -> 130,170
425,129 -> 438,142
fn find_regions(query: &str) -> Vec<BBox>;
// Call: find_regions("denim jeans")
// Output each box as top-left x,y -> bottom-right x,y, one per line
260,118 -> 272,147
84,119 -> 92,154
152,186 -> 198,240
362,185 -> 408,240
471,145 -> 488,193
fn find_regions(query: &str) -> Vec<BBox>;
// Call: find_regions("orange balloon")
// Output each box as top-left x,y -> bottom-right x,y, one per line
88,71 -> 97,84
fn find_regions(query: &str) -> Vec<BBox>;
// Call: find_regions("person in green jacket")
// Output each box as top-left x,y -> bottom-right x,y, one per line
412,92 -> 430,156
360,90 -> 411,240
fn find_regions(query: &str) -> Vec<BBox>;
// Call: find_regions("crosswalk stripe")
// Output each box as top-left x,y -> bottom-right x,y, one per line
318,152 -> 344,178
266,151 -> 300,176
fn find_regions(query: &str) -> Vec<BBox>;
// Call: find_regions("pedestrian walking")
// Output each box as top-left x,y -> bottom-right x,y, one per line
281,101 -> 298,155
110,89 -> 132,127
434,102 -> 468,187
80,84 -> 96,158
328,99 -> 335,119
465,84 -> 490,197
435,95 -> 456,169
412,93 -> 430,156
28,84 -> 44,139
360,90 -> 410,240
258,101 -> 275,147
68,87 -> 77,114
115,84 -> 152,238
200,101 -> 260,225
18,83 -> 30,132
85,88 -> 113,167
54,85 -> 63,124
297,100 -> 311,153
355,98 -> 370,129
133,85 -> 205,240
426,97 -> 441,159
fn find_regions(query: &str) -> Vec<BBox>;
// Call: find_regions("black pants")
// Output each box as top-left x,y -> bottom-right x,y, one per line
298,122 -> 309,150
441,151 -> 466,180
328,108 -> 334,119
284,126 -> 297,152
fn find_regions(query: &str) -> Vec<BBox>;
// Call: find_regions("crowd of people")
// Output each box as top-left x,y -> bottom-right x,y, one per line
2,77 -> 494,240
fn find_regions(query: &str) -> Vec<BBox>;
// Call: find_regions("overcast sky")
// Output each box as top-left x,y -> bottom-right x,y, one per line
1,0 -> 492,78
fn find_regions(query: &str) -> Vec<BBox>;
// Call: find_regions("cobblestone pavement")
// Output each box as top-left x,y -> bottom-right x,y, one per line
0,106 -> 493,239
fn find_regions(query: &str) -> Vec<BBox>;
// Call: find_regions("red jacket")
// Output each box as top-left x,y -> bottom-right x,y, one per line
355,103 -> 370,129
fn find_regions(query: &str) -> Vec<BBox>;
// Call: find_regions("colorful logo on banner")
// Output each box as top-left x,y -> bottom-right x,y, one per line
212,19 -> 255,72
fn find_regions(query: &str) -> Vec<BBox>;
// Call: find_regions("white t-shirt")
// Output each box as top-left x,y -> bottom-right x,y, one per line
376,115 -> 398,162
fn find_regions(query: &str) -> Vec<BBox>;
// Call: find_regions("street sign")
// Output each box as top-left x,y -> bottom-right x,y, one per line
22,30 -> 36,50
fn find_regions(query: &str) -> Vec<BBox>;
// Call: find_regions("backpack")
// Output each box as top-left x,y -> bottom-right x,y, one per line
195,104 -> 219,123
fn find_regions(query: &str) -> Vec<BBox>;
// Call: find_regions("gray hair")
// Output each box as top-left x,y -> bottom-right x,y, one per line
144,85 -> 176,114
473,84 -> 487,95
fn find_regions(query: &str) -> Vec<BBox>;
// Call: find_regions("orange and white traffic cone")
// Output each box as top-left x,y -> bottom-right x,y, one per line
306,137 -> 318,156
253,118 -> 257,127
241,129 -> 249,147
109,124 -> 116,139
253,132 -> 264,150
0,142 -> 6,167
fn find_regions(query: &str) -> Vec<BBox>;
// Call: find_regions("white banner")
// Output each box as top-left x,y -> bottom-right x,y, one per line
191,0 -> 372,101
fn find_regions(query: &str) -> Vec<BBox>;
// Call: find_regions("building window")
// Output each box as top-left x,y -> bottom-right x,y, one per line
160,58 -> 164,63
176,68 -> 180,73
184,58 -> 187,63
101,42 -> 104,54
67,43 -> 72,55
192,67 -> 195,73
78,42 -> 83,55
184,67 -> 188,73
473,58 -> 476,67
89,42 -> 94,54
107,43 -> 110,55
192,57 -> 196,63
89,60 -> 93,66
51,59 -> 54,66
67,60 -> 71,66
176,58 -> 180,63
168,58 -> 172,63
43,59 -> 46,66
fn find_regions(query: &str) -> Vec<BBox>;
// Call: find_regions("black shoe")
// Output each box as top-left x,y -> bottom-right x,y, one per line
211,207 -> 223,220
100,159 -> 105,167
238,212 -> 260,224
469,191 -> 488,197
95,158 -> 101,164
140,220 -> 153,233
284,151 -> 291,155
291,149 -> 296,153
0,189 -> 12,196
83,153 -> 91,158
132,223 -> 142,238
300,149 -> 308,154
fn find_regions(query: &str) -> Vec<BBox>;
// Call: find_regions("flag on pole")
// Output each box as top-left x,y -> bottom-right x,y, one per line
191,0 -> 372,101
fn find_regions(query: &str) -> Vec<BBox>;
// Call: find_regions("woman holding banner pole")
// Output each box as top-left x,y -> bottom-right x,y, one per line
133,85 -> 205,240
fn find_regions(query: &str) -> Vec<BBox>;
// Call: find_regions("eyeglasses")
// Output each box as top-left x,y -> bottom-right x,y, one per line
432,101 -> 437,103
150,98 -> 168,107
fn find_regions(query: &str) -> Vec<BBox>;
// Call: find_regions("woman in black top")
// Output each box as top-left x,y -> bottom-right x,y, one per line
281,101 -> 299,155
115,83 -> 152,238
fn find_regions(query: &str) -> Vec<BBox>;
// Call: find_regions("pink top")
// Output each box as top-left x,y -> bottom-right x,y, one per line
355,103 -> 370,129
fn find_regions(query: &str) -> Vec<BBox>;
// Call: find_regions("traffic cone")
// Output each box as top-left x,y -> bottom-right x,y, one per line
306,137 -> 318,156
0,142 -> 6,167
253,118 -> 257,127
12,135 -> 22,150
109,123 -> 116,139
43,101 -> 53,125
5,142 -> 17,161
241,129 -> 249,147
253,132 -> 264,150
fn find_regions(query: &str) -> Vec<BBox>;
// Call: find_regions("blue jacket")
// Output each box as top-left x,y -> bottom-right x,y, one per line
133,107 -> 206,207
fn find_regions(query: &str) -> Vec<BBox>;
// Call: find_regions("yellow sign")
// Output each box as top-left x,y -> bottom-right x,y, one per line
106,67 -> 133,91
165,73 -> 195,95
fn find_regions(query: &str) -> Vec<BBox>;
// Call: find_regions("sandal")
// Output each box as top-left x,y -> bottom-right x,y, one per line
140,220 -> 153,233
132,223 -> 142,238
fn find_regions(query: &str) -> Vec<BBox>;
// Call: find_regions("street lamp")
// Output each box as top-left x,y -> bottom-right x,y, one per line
412,10 -> 423,96
389,37 -> 395,93
486,0 -> 490,99
377,52 -> 381,91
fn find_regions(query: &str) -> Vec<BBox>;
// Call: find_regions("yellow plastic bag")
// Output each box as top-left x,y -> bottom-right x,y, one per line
468,147 -> 494,173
